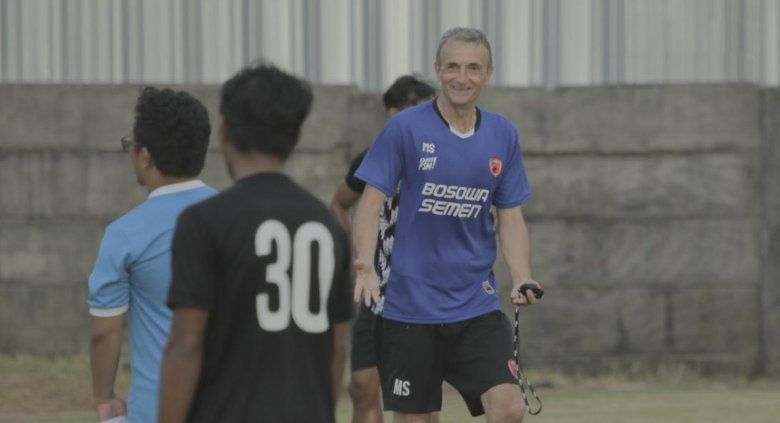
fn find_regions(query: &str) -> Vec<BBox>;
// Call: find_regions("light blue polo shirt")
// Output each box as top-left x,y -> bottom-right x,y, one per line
88,180 -> 217,423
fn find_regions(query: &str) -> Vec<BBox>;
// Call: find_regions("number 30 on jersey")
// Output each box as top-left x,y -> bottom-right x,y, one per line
254,220 -> 335,333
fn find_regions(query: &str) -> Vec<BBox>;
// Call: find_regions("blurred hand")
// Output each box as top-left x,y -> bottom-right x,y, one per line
96,396 -> 126,422
511,280 -> 543,306
353,259 -> 381,307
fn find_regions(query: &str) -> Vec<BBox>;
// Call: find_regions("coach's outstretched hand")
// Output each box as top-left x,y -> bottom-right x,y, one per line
353,259 -> 381,307
511,280 -> 543,306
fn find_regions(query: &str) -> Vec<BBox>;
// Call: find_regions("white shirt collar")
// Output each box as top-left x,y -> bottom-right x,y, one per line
148,179 -> 206,199
450,127 -> 475,139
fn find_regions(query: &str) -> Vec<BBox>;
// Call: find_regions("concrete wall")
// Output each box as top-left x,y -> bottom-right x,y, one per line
761,89 -> 780,375
0,83 -> 776,375
485,85 -> 769,375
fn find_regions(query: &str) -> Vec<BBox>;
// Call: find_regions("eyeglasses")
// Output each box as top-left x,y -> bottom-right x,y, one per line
120,135 -> 137,152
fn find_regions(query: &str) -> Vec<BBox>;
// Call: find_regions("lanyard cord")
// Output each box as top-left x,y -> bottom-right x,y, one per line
513,305 -> 543,415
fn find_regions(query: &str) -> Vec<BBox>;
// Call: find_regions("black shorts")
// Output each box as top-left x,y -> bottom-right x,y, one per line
351,304 -> 378,371
375,310 -> 517,416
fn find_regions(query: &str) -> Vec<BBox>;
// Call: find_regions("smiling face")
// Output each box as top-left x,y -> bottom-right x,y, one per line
435,40 -> 493,109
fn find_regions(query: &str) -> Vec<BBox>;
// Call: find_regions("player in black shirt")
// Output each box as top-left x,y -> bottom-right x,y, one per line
329,75 -> 435,423
158,63 -> 353,423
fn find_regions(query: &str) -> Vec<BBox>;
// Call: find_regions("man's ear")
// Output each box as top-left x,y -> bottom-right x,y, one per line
139,145 -> 154,169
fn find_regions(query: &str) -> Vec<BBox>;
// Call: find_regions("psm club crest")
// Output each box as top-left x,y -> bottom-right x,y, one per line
490,158 -> 502,177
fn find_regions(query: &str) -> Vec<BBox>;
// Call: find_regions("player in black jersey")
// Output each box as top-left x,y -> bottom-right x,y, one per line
330,75 -> 435,423
158,63 -> 353,423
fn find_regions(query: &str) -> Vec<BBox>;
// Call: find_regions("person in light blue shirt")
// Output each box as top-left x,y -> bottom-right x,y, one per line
88,87 -> 216,423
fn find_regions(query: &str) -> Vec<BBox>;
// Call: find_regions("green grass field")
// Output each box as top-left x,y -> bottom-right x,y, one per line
2,355 -> 778,423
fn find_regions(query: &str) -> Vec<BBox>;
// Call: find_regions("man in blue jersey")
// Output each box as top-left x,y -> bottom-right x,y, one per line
88,87 -> 216,423
330,75 -> 435,423
352,27 -> 542,423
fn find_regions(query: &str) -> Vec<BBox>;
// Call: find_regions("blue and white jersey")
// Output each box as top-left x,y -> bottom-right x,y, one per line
88,180 -> 217,423
355,99 -> 531,324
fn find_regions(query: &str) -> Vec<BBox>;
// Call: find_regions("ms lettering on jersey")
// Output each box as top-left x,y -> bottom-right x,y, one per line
419,142 -> 438,171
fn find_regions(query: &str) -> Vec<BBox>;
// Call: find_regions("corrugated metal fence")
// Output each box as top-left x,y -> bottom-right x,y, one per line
1,0 -> 779,90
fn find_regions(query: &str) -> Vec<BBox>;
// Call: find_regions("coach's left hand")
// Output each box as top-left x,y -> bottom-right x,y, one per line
511,280 -> 543,306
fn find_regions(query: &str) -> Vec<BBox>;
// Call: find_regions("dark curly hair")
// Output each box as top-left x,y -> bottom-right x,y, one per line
382,75 -> 435,111
219,62 -> 313,160
133,87 -> 211,177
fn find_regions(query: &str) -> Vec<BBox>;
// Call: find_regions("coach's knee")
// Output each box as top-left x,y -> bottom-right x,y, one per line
492,402 -> 526,423
482,383 -> 528,422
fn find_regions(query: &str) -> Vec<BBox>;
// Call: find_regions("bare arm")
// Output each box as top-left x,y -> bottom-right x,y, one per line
331,321 -> 350,402
158,307 -> 209,423
329,183 -> 362,232
497,206 -> 541,305
90,315 -> 127,420
351,185 -> 387,306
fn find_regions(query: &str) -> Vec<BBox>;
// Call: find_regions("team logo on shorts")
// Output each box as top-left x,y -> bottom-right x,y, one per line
490,158 -> 502,177
507,360 -> 519,379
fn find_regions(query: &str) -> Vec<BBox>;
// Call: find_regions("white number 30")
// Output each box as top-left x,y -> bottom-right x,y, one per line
254,220 -> 335,333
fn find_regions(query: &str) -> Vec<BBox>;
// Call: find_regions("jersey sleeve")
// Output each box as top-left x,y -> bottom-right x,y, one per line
345,151 -> 367,193
88,225 -> 131,317
328,228 -> 354,323
354,118 -> 405,197
167,207 -> 219,311
494,126 -> 532,208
